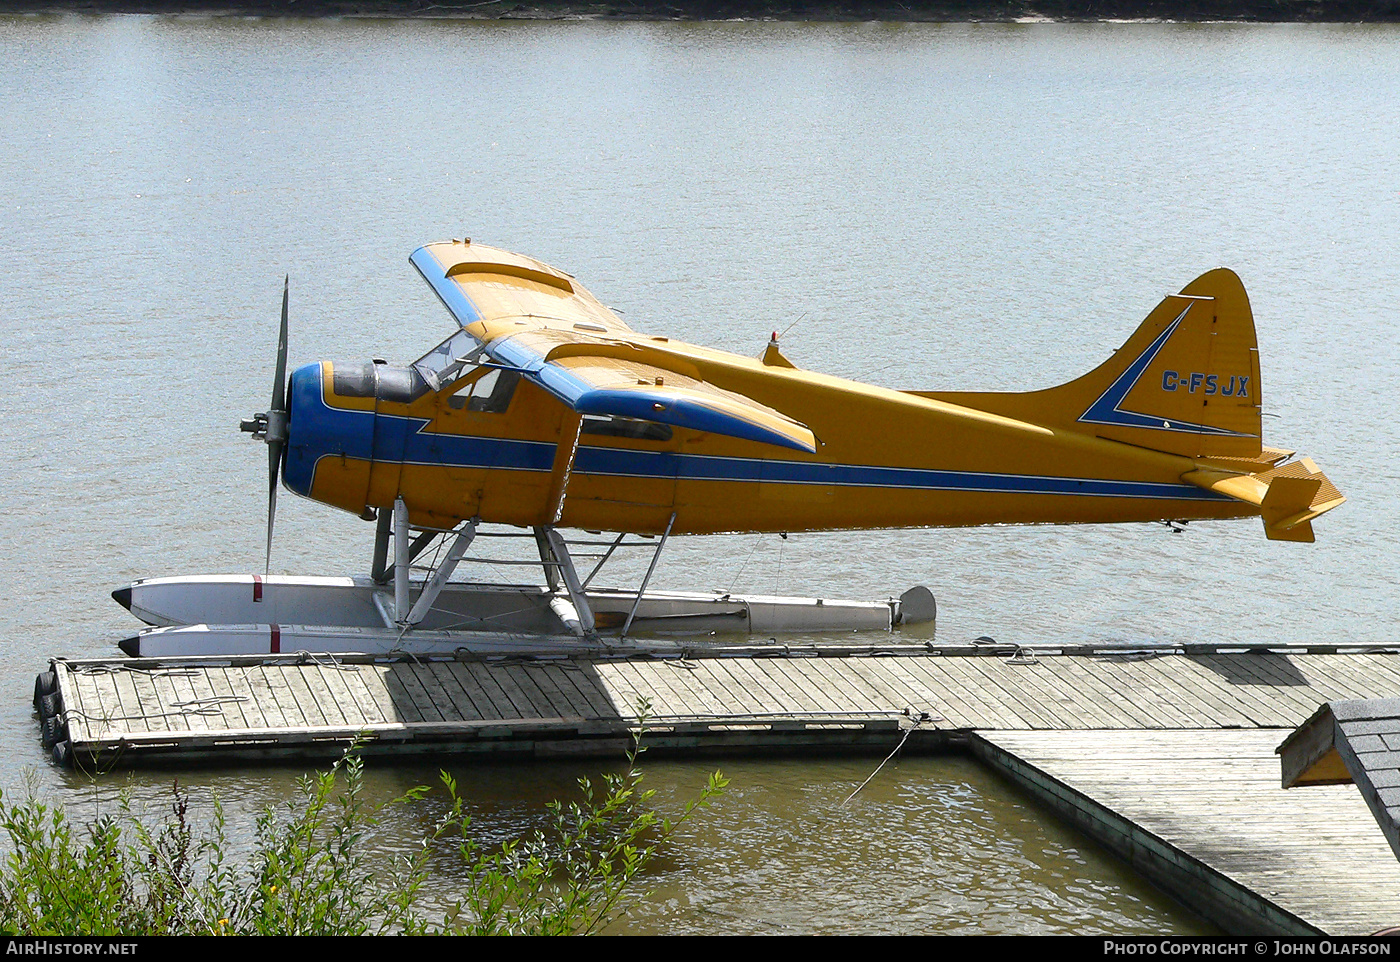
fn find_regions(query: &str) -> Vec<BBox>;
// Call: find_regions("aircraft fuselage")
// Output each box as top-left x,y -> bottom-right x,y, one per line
282,339 -> 1251,537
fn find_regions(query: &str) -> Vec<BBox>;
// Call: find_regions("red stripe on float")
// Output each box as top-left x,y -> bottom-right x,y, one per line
270,624 -> 280,654
253,575 -> 263,603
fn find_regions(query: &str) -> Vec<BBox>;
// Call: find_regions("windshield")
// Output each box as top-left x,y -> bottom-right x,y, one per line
412,330 -> 482,391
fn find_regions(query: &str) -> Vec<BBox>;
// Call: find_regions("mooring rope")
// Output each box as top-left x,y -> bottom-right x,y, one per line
64,703 -> 234,725
840,709 -> 935,807
292,649 -> 361,671
74,665 -> 200,678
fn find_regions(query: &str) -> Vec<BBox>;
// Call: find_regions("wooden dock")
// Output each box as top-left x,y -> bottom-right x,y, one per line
971,729 -> 1400,936
33,641 -> 1400,934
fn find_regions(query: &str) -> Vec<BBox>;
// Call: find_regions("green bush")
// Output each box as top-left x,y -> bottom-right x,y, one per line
0,747 -> 726,936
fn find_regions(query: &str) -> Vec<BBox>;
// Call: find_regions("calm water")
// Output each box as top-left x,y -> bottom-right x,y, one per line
2,14 -> 1397,934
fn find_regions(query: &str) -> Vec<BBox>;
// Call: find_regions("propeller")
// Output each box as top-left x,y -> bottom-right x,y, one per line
239,277 -> 291,574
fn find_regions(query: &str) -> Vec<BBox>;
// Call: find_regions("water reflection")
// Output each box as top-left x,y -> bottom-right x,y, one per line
3,14 -> 1395,933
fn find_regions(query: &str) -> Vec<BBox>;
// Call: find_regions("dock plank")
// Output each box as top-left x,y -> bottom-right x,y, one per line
650,660 -> 728,719
552,661 -> 621,719
247,664 -> 297,729
378,664 -> 428,723
202,667 -> 251,731
992,658 -> 1108,728
1124,655 -> 1261,728
628,660 -> 714,717
301,663 -> 350,727
224,667 -> 269,729
1181,654 -> 1324,724
279,662 -> 332,728
630,660 -> 705,718
66,668 -> 111,741
1296,654 -> 1400,703
357,665 -> 403,724
515,662 -> 584,718
751,657 -> 826,714
819,658 -> 899,714
181,666 -> 230,731
447,661 -> 507,719
121,668 -> 166,734
929,656 -> 1045,728
819,658 -> 905,713
395,663 -> 451,722
707,657 -> 783,714
423,662 -> 484,722
316,662 -> 374,727
1085,656 -> 1197,728
472,660 -> 541,719
587,662 -> 649,720
486,663 -> 554,719
583,661 -> 645,719
808,658 -> 893,715
1038,656 -> 1154,728
408,661 -> 468,721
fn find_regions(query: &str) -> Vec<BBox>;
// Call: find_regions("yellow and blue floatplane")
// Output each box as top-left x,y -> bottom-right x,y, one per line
114,241 -> 1343,656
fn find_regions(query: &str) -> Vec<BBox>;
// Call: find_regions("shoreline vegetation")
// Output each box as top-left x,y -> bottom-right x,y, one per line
1,0 -> 1398,21
0,746 -> 728,935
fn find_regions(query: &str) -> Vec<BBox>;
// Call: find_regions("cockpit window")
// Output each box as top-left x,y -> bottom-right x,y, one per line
413,330 -> 482,391
448,368 -> 520,413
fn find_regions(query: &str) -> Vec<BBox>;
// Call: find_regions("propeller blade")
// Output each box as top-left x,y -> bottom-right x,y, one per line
264,276 -> 290,574
266,438 -> 282,575
271,275 -> 289,415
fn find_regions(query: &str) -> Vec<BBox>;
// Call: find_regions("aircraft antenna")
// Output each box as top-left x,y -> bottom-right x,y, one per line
776,312 -> 808,341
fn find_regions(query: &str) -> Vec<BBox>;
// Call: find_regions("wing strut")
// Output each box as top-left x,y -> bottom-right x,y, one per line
547,411 -> 585,525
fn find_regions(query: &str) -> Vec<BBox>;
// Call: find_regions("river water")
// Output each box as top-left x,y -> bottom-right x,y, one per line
1,14 -> 1397,934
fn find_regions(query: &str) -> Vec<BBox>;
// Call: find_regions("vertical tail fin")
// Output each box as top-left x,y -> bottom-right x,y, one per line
917,269 -> 1345,540
923,268 -> 1263,459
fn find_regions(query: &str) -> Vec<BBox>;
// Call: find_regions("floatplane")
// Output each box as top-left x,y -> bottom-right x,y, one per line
114,240 -> 1343,657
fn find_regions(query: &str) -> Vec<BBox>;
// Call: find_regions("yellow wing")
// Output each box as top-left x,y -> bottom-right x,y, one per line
411,240 -> 815,452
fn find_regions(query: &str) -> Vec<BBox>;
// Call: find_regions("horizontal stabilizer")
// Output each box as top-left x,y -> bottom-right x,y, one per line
1182,457 -> 1344,543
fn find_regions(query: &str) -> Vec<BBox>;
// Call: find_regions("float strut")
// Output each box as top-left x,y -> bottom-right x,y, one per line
377,509 -> 441,588
371,509 -> 392,584
582,531 -> 627,589
533,527 -> 561,592
404,518 -> 478,626
621,513 -> 676,639
393,498 -> 410,622
543,528 -> 595,636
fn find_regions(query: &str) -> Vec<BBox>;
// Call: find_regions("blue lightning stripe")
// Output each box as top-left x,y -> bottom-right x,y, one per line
572,389 -> 816,452
283,366 -> 555,497
287,371 -> 1228,504
1078,304 -> 1254,438
572,448 -> 1230,501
